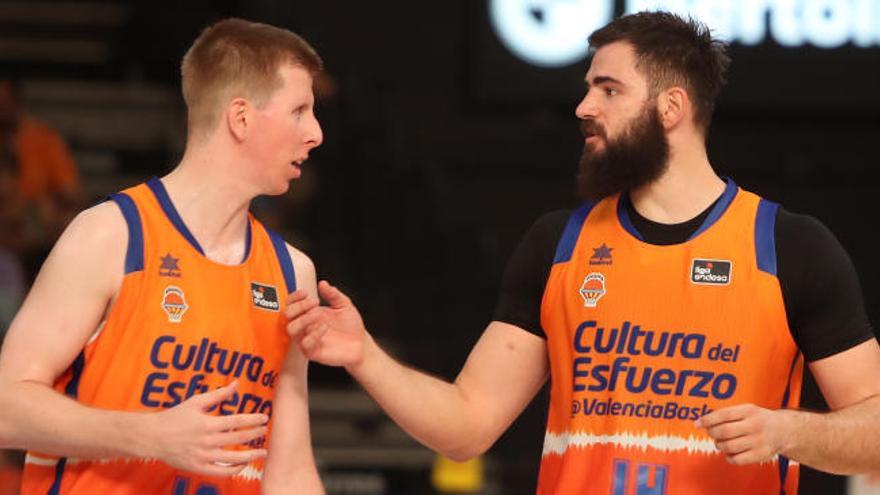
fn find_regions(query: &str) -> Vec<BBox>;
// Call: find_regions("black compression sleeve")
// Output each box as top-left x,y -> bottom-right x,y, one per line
492,211 -> 569,338
776,208 -> 875,361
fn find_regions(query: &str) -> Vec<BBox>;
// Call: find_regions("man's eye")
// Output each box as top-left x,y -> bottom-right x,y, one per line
605,88 -> 618,96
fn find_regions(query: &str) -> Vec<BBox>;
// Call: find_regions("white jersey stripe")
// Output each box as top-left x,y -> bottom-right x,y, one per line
541,430 -> 798,468
542,430 -> 719,456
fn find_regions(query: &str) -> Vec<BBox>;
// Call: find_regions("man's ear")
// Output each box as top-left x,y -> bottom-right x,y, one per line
657,86 -> 689,130
226,98 -> 250,141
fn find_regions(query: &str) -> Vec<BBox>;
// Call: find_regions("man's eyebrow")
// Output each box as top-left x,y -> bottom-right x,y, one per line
585,75 -> 624,88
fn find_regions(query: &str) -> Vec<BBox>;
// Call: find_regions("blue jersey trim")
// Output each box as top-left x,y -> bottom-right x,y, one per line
63,352 -> 86,399
777,456 -> 790,495
617,196 -> 644,241
109,193 -> 144,274
47,457 -> 67,495
146,177 -> 206,256
49,351 -> 86,495
242,218 -> 252,264
617,178 -> 739,243
776,352 -> 800,495
267,228 -> 297,294
553,202 -> 597,264
755,199 -> 780,276
687,178 -> 738,240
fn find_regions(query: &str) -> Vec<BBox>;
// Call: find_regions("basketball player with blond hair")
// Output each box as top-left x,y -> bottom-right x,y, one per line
0,18 -> 325,494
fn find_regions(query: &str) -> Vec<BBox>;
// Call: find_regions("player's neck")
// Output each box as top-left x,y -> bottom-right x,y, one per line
159,152 -> 253,265
628,145 -> 725,225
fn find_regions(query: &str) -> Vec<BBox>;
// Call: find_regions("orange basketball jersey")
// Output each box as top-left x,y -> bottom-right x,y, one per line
22,178 -> 298,494
538,180 -> 803,494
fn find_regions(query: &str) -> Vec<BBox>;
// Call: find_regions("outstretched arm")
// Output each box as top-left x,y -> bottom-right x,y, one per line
287,281 -> 549,461
698,338 -> 880,474
0,203 -> 268,477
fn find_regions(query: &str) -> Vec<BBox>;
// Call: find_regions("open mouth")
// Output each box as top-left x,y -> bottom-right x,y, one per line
580,120 -> 604,142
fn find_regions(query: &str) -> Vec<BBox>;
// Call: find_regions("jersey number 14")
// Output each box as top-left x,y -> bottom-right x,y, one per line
612,459 -> 668,495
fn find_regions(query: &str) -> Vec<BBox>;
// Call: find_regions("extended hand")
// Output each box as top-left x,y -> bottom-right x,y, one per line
286,281 -> 367,369
145,381 -> 268,476
695,403 -> 790,465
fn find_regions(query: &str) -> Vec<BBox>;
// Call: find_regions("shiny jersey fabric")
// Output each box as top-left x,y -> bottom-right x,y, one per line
22,178 -> 297,494
537,181 -> 802,495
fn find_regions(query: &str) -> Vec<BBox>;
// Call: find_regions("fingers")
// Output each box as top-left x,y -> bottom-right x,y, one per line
189,381 -> 239,409
193,463 -> 247,478
211,447 -> 269,466
193,455 -> 264,478
285,294 -> 320,320
210,426 -> 268,448
725,447 -> 773,466
286,289 -> 309,305
714,435 -> 753,456
300,323 -> 330,357
318,280 -> 351,309
695,404 -> 751,429
286,307 -> 325,338
705,420 -> 750,442
212,412 -> 269,432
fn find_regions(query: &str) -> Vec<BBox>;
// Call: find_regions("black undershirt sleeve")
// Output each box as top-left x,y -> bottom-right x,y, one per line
491,211 -> 568,337
491,203 -> 876,361
775,208 -> 875,362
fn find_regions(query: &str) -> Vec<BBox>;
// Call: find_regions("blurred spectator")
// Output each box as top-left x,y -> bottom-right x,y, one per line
0,144 -> 26,335
0,79 -> 82,280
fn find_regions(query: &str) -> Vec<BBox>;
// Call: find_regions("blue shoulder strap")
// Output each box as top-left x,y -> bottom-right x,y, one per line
553,202 -> 598,264
755,199 -> 780,276
109,193 -> 144,274
266,228 -> 297,294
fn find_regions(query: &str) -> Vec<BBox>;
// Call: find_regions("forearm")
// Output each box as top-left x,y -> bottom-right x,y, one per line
781,395 -> 880,474
262,351 -> 324,494
0,381 -> 150,459
262,464 -> 323,495
347,335 -> 487,460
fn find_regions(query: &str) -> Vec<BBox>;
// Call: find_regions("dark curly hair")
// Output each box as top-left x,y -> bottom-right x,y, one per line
589,11 -> 731,131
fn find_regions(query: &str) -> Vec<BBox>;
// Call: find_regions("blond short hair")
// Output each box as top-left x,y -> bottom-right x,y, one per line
181,18 -> 323,139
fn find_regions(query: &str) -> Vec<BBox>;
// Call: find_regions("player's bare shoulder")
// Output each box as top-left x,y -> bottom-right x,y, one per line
59,201 -> 127,257
38,200 -> 129,294
1,200 -> 132,384
285,243 -> 317,297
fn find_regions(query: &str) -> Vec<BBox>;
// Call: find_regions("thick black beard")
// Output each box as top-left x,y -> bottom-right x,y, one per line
576,104 -> 670,201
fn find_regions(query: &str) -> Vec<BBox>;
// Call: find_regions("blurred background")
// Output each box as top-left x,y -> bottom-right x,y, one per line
0,0 -> 877,493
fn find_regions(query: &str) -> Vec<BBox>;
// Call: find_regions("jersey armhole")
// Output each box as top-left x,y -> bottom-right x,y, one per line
266,228 -> 297,294
109,193 -> 144,274
755,199 -> 779,276
553,201 -> 597,264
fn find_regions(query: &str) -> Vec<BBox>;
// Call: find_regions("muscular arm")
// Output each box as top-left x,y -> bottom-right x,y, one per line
286,213 -> 559,460
262,246 -> 323,493
289,281 -> 549,462
778,340 -> 880,474
700,210 -> 880,474
699,340 -> 880,474
350,320 -> 548,461
0,203 -> 144,458
0,202 -> 267,476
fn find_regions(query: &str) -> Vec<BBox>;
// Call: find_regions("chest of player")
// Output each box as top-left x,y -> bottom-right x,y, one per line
540,193 -> 797,408
75,201 -> 292,416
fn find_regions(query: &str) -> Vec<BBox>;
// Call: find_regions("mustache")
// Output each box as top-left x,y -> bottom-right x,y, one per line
580,119 -> 606,139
